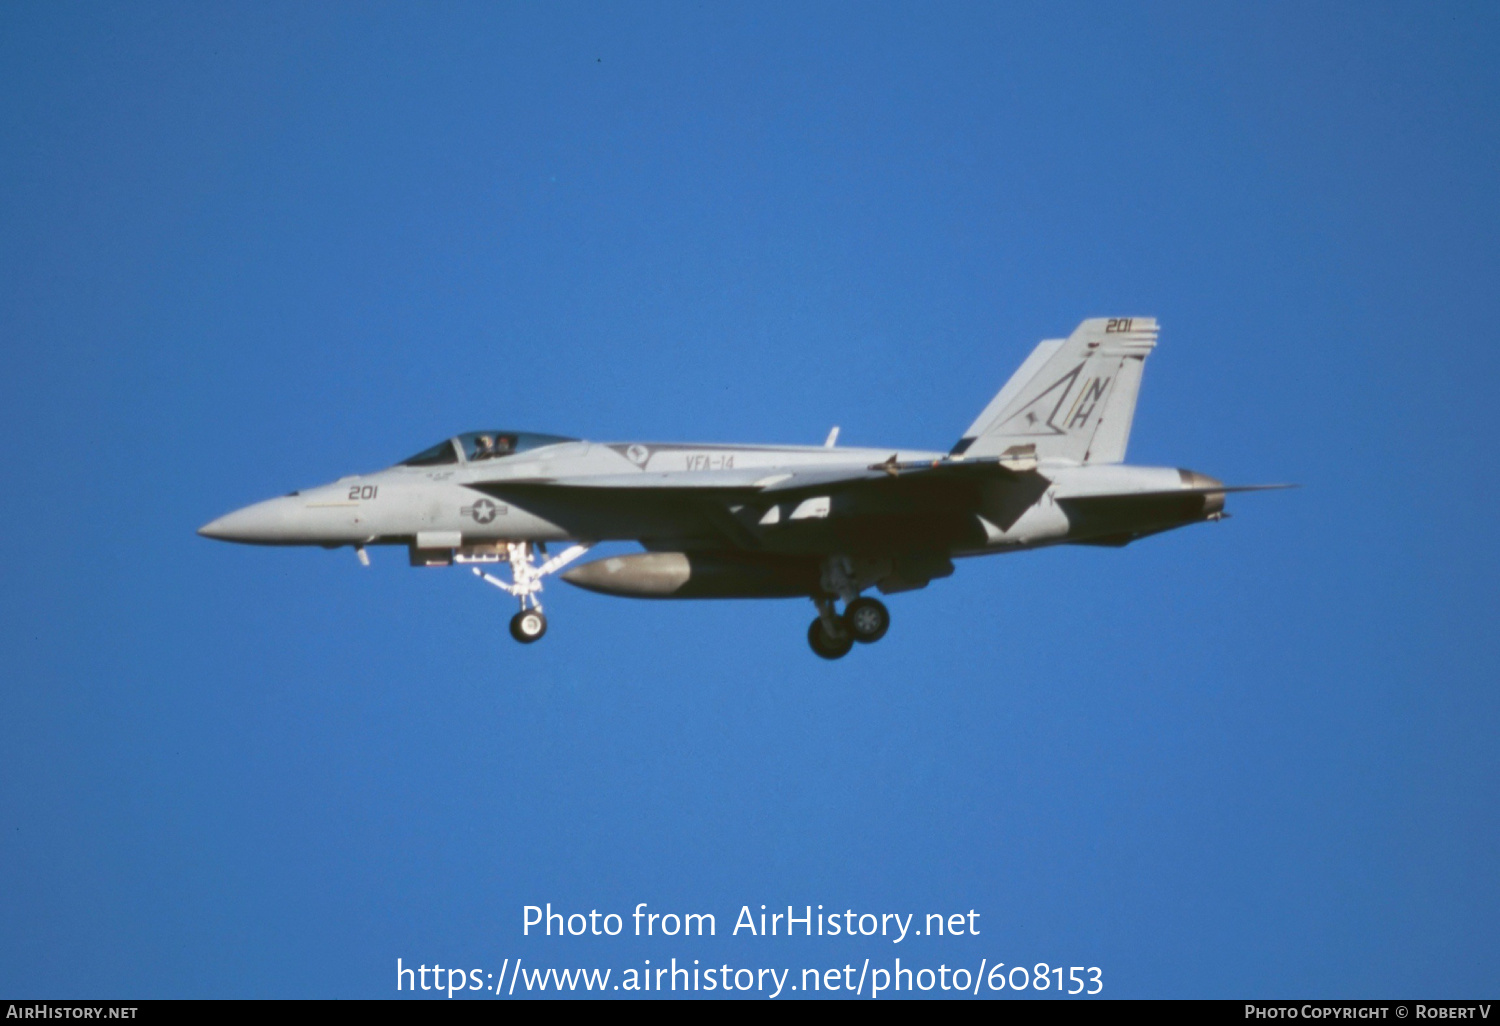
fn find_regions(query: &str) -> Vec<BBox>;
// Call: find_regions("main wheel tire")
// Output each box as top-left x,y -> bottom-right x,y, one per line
807,617 -> 853,660
509,609 -> 547,643
843,596 -> 890,644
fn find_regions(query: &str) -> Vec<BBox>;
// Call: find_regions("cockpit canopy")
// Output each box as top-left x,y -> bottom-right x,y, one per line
400,431 -> 576,467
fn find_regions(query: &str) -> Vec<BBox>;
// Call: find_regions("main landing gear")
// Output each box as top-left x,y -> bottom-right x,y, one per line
807,594 -> 891,660
472,541 -> 592,645
806,556 -> 894,659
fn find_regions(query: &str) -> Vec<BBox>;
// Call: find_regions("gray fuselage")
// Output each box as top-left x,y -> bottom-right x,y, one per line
198,436 -> 1221,562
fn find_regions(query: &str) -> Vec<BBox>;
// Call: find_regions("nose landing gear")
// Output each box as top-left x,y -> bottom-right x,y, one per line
473,541 -> 592,644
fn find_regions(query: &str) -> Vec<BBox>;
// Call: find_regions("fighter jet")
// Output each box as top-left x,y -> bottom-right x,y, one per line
199,318 -> 1285,658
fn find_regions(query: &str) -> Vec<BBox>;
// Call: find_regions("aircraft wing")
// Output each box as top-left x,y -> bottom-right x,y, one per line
464,455 -> 1047,552
467,453 -> 1044,500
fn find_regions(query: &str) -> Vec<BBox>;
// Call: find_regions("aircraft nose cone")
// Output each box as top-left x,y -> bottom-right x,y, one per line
197,496 -> 298,543
197,515 -> 232,539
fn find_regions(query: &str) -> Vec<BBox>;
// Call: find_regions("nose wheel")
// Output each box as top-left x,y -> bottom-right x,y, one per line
509,609 -> 547,643
807,595 -> 890,658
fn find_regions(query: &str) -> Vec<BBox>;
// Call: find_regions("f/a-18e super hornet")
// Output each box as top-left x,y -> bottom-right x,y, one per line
199,318 -> 1284,658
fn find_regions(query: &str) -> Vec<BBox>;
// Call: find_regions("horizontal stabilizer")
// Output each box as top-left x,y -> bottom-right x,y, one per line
1063,483 -> 1298,501
1058,482 -> 1294,544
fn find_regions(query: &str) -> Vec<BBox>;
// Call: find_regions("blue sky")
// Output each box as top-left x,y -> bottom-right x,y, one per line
1,1 -> 1496,998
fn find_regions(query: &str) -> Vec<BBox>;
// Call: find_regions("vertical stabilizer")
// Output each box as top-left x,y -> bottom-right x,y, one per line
951,317 -> 1158,464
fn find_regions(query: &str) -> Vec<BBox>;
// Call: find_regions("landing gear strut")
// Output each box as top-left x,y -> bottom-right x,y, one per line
473,541 -> 592,644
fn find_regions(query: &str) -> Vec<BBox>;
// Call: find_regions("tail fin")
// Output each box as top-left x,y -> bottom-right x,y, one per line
951,317 -> 1158,464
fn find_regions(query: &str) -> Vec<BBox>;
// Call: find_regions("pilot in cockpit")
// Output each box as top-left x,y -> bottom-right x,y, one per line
472,434 -> 495,460
492,434 -> 516,457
